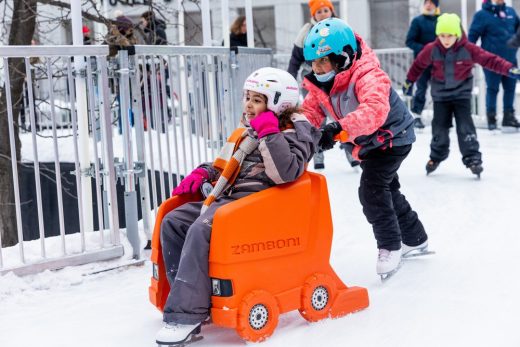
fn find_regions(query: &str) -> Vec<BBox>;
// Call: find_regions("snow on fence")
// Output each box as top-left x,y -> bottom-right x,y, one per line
0,45 -> 271,276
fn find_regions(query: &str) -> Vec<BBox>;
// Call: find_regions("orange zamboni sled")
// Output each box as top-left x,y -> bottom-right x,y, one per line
149,171 -> 369,342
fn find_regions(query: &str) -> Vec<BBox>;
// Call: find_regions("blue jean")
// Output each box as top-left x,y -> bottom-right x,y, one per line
483,69 -> 517,113
411,66 -> 432,115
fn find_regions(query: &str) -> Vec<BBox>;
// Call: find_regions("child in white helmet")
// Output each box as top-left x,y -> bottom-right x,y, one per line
155,67 -> 320,345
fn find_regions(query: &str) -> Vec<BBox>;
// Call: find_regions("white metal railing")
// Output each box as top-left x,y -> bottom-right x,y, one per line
1,45 -> 122,276
0,45 -> 272,276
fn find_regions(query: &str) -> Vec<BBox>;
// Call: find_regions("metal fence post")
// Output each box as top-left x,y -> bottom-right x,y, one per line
98,56 -> 121,247
118,50 -> 140,259
129,53 -> 152,243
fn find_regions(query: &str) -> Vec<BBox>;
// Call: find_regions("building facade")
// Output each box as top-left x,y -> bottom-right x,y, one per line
3,0 -> 520,51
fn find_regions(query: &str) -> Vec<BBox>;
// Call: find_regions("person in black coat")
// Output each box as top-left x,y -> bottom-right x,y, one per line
140,10 -> 167,45
405,0 -> 440,129
229,15 -> 248,47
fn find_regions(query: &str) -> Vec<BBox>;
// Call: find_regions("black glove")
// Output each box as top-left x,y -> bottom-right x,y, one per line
319,122 -> 342,151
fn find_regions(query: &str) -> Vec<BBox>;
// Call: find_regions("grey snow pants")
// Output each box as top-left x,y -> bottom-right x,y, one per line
160,191 -> 253,325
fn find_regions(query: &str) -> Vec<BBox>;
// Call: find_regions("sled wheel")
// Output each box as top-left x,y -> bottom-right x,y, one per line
299,273 -> 336,322
236,290 -> 279,342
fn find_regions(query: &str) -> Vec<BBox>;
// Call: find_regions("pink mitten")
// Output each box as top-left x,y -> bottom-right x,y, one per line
250,111 -> 280,139
171,168 -> 209,196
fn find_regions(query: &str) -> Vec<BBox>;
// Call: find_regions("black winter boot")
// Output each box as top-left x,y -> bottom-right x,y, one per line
502,110 -> 520,132
487,111 -> 497,131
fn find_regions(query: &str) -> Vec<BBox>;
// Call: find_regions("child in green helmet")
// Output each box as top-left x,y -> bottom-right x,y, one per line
404,13 -> 520,178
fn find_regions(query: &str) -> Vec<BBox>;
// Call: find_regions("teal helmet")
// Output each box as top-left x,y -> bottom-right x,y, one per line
303,17 -> 357,62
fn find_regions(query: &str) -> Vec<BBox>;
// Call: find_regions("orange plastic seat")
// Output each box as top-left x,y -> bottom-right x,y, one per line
149,171 -> 369,342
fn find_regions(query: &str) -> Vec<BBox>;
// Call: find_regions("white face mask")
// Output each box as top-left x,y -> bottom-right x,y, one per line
315,70 -> 336,83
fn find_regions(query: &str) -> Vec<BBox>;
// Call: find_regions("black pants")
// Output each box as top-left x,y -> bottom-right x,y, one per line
359,145 -> 427,251
431,99 -> 482,167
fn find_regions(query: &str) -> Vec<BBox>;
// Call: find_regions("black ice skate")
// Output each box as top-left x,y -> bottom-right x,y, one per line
469,162 -> 483,179
425,160 -> 440,175
501,111 -> 520,133
487,111 -> 497,131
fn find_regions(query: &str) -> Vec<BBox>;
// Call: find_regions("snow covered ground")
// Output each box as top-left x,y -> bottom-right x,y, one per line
2,127 -> 520,347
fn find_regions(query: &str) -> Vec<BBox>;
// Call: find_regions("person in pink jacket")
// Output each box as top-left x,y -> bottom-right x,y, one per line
302,18 -> 429,279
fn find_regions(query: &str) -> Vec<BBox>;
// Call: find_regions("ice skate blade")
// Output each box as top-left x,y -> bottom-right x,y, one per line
157,335 -> 203,347
402,250 -> 436,259
379,261 -> 402,282
501,126 -> 520,134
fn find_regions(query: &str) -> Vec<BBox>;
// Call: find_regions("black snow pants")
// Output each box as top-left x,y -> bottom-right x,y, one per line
431,99 -> 482,166
359,145 -> 428,251
160,191 -> 253,325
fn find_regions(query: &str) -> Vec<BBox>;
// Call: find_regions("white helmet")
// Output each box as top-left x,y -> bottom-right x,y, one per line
243,67 -> 300,115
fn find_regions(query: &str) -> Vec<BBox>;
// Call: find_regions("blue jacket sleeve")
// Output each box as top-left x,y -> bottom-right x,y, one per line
468,13 -> 485,43
405,18 -> 424,56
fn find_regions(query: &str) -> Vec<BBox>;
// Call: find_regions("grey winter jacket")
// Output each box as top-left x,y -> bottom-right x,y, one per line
200,113 -> 320,194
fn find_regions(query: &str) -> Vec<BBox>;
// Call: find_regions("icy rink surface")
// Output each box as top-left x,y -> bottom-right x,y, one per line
2,128 -> 520,347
